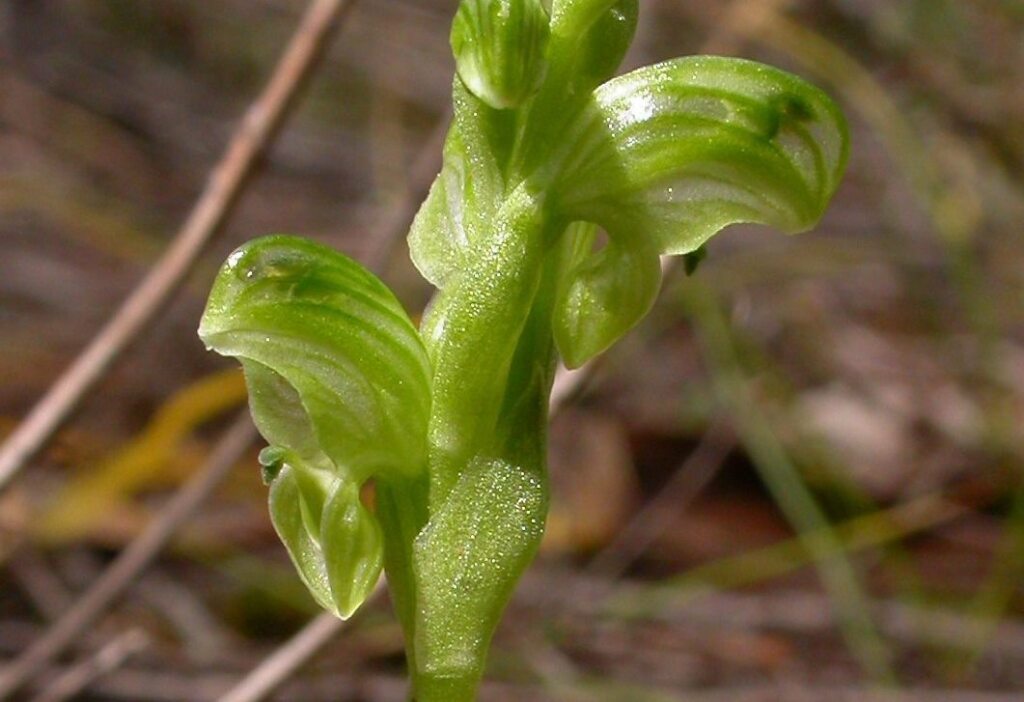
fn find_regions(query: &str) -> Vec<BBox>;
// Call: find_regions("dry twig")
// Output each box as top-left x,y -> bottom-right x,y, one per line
8,551 -> 73,621
586,420 -> 736,578
0,0 -> 356,493
216,608 -> 362,702
0,413 -> 256,699
28,629 -> 150,702
361,112 -> 450,272
2,40 -> 440,702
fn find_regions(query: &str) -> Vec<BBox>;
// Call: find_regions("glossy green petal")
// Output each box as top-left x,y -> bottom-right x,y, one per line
451,0 -> 550,109
409,81 -> 508,289
266,463 -> 383,618
268,465 -> 336,613
552,221 -> 661,367
550,0 -> 620,34
322,481 -> 385,618
552,55 -> 849,254
200,236 -> 428,620
570,0 -> 637,91
547,0 -> 637,98
199,235 -> 431,481
407,133 -> 470,289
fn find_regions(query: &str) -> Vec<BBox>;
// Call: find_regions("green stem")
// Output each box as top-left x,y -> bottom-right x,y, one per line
375,473 -> 430,679
409,203 -> 564,702
410,671 -> 481,702
421,184 -> 553,508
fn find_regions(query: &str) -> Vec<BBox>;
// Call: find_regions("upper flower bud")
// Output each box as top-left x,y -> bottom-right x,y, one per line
451,0 -> 551,109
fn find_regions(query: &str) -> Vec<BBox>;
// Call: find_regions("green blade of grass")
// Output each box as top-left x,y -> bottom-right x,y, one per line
680,280 -> 896,684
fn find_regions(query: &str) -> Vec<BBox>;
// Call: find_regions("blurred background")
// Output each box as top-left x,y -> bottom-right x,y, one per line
2,0 -> 1024,700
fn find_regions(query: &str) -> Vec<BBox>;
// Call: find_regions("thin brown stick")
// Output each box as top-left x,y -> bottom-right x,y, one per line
0,0 -> 356,494
216,603 -> 371,702
362,110 -> 450,272
28,629 -> 150,702
8,551 -> 73,621
665,689 -> 1024,702
27,667 -> 1024,702
586,420 -> 736,578
1,64 -> 442,702
135,572 -> 234,659
0,414 -> 256,699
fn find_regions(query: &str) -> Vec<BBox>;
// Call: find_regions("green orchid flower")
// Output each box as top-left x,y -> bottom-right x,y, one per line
200,1 -> 848,699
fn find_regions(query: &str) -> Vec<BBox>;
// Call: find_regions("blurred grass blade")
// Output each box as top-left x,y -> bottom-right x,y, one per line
682,281 -> 895,683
